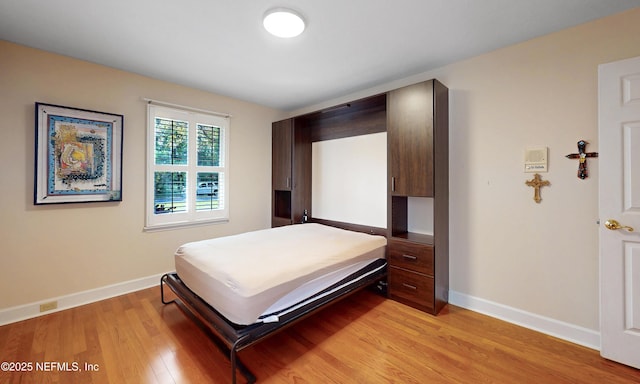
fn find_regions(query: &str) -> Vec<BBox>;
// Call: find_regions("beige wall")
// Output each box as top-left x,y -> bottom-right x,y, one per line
292,8 -> 640,332
3,7 -> 640,336
0,41 -> 281,309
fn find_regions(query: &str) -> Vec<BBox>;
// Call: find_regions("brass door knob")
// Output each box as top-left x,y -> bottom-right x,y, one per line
604,219 -> 634,232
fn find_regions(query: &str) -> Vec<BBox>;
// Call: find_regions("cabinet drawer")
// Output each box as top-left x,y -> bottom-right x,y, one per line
387,239 -> 434,276
388,267 -> 434,311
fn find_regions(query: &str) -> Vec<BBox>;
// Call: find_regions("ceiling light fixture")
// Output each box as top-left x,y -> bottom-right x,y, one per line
263,8 -> 306,38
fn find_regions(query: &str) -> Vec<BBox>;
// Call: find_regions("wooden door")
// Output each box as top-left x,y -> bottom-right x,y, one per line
272,119 -> 292,191
387,81 -> 434,197
598,55 -> 640,369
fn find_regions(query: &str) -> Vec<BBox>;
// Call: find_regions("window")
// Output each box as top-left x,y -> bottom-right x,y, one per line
145,103 -> 229,229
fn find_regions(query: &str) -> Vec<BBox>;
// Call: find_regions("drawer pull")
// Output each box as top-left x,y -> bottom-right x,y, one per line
402,283 -> 417,290
402,254 -> 418,261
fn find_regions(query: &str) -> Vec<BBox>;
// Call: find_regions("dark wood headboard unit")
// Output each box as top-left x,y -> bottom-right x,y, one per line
272,92 -> 387,226
300,93 -> 386,142
310,218 -> 387,237
272,79 -> 450,316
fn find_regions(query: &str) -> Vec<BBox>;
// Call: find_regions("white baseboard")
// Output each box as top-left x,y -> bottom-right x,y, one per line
449,290 -> 600,350
0,272 -> 170,326
0,277 -> 601,351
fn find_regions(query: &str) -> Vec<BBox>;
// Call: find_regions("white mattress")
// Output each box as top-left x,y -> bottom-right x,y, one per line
174,223 -> 386,325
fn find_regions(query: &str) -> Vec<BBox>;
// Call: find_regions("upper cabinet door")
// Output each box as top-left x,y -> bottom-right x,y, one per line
272,119 -> 293,191
387,81 -> 434,197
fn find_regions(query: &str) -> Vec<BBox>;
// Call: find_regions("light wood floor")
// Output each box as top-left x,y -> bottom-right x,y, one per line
1,286 -> 638,384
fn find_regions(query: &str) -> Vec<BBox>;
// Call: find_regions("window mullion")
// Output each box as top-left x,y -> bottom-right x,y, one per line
186,114 -> 196,218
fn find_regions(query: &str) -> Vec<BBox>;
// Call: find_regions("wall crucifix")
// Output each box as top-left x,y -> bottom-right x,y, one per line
525,173 -> 550,204
565,140 -> 598,179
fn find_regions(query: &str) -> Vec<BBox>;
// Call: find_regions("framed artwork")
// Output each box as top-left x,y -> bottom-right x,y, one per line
34,103 -> 123,204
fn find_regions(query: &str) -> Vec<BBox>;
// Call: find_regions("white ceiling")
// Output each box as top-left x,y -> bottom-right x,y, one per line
1,0 -> 639,111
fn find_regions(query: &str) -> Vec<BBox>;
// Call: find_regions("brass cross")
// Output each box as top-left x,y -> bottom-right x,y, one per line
525,173 -> 550,203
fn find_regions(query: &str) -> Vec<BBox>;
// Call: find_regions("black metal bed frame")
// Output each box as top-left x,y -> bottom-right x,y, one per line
160,260 -> 387,384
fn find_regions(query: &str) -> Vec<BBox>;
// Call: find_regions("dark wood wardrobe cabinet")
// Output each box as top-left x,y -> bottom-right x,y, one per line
271,118 -> 311,227
387,81 -> 435,197
272,119 -> 293,192
387,79 -> 449,315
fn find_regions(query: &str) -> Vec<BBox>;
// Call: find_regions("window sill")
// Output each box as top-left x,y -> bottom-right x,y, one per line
143,218 -> 229,232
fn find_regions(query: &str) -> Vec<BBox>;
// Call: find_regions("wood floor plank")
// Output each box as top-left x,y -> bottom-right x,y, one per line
1,286 -> 639,383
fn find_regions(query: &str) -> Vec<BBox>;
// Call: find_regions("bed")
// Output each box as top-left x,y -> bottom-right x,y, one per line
160,222 -> 387,383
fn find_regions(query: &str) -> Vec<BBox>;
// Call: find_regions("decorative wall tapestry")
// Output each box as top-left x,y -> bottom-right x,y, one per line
34,103 -> 123,204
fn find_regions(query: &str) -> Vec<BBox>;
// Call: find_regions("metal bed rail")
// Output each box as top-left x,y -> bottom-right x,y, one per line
160,261 -> 387,384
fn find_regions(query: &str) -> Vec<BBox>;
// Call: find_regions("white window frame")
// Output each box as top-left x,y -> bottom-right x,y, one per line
145,102 -> 230,230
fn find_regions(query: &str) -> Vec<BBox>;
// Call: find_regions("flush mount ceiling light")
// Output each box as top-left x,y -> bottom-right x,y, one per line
263,8 -> 306,38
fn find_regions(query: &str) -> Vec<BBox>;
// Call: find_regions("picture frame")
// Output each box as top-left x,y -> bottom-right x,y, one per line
34,102 -> 123,204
